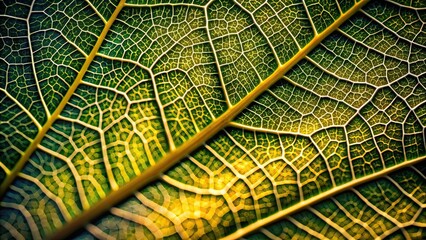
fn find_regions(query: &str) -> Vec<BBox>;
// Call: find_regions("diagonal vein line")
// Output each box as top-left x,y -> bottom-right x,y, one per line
0,0 -> 127,199
48,0 -> 370,239
222,155 -> 426,240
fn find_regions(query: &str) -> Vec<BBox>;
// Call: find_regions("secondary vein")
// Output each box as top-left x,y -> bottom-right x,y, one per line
47,0 -> 371,239
0,0 -> 127,200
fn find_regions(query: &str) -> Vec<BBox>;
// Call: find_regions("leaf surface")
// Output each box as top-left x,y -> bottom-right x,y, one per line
0,0 -> 425,239
244,164 -> 426,240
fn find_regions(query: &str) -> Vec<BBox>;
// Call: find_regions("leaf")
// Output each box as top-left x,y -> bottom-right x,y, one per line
243,164 -> 426,239
0,0 -> 425,239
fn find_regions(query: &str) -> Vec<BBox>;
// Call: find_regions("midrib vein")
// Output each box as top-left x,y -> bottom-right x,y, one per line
0,0 -> 127,199
48,1 -> 371,239
222,155 -> 426,240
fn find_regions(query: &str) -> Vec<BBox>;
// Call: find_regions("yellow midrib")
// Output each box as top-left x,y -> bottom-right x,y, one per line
0,0 -> 127,198
5,0 -> 401,239
47,0 -> 372,239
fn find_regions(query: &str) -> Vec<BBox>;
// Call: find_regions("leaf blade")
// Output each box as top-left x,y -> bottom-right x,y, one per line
0,0 -> 127,199
40,1 -> 372,238
245,163 -> 426,239
223,155 -> 426,240
1,0 -> 425,239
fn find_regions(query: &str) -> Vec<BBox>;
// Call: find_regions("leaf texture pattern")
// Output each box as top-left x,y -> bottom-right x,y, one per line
0,0 -> 425,239
244,164 -> 426,240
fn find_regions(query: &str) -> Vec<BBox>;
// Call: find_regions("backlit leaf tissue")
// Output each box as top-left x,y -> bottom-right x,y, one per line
0,0 -> 425,239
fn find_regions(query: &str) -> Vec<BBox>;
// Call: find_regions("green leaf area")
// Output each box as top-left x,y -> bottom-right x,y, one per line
0,0 -> 425,239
